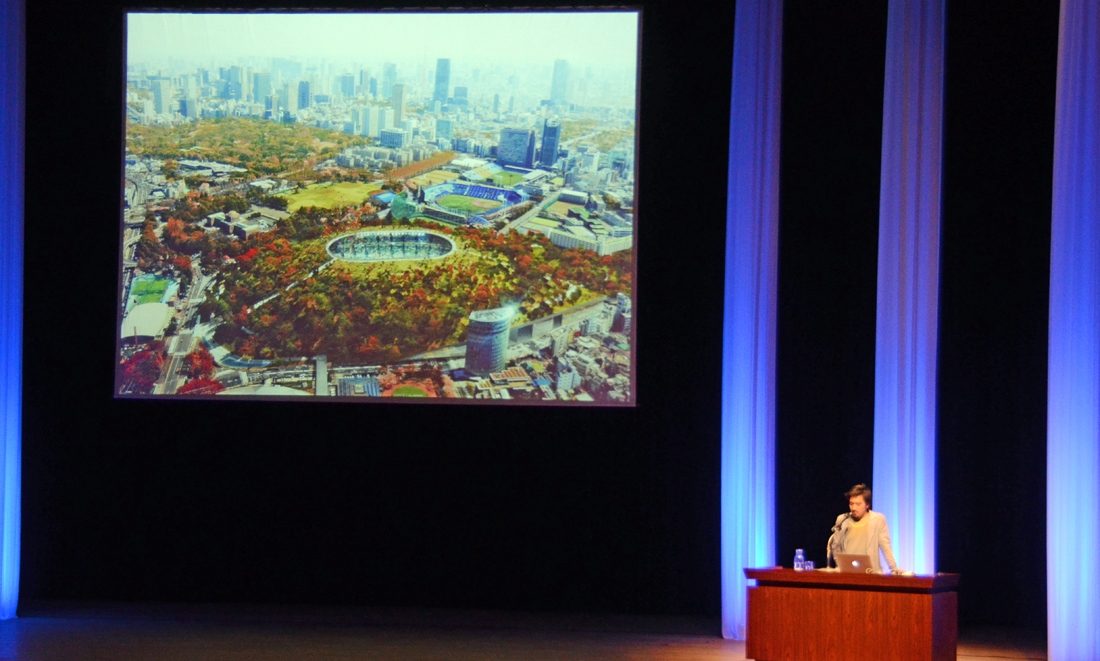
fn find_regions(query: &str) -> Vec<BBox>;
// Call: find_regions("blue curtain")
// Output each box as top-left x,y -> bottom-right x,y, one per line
0,0 -> 25,620
1047,1 -> 1100,658
720,0 -> 782,640
872,0 -> 944,576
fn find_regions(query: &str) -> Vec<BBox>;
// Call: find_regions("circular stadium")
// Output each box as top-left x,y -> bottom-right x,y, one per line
422,181 -> 526,226
327,229 -> 456,263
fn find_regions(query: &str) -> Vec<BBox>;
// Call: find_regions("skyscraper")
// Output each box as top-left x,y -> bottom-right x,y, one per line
377,107 -> 392,136
251,72 -> 272,103
225,66 -> 243,100
179,95 -> 199,119
498,128 -> 536,168
151,78 -> 173,114
280,83 -> 297,114
433,58 -> 450,104
358,68 -> 370,96
391,83 -> 405,127
382,62 -> 397,99
465,307 -> 515,376
297,80 -> 311,110
453,86 -> 468,107
359,106 -> 377,137
550,59 -> 569,106
540,119 -> 562,168
336,73 -> 355,100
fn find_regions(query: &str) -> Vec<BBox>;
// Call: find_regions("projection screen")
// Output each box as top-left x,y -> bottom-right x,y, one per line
117,11 -> 639,405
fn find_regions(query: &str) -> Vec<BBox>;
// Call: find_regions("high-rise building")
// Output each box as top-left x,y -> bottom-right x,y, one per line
379,128 -> 407,149
465,307 -> 514,376
498,128 -> 536,168
382,62 -> 397,99
336,73 -> 355,100
225,66 -> 243,100
279,83 -> 297,114
359,106 -> 378,137
391,83 -> 405,127
151,78 -> 173,114
550,59 -> 569,106
435,118 -> 453,140
297,80 -> 311,110
453,86 -> 468,107
241,66 -> 253,102
540,118 -> 562,168
433,58 -> 450,104
550,327 -> 571,357
377,107 -> 392,136
556,357 -> 582,392
179,95 -> 199,119
612,292 -> 633,333
251,72 -> 272,103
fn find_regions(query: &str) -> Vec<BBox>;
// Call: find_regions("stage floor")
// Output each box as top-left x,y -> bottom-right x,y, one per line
0,603 -> 1046,660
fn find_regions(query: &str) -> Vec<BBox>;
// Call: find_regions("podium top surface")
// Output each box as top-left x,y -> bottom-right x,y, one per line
744,567 -> 960,593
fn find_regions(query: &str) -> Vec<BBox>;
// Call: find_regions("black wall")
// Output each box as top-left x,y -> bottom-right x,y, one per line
22,0 -> 1058,631
774,0 -> 1057,631
23,0 -> 730,617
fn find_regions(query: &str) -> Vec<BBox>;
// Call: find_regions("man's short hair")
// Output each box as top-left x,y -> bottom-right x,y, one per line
846,483 -> 872,509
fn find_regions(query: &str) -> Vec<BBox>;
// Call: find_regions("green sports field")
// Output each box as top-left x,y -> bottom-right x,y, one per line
392,385 -> 430,397
281,182 -> 383,212
132,277 -> 170,304
486,171 -> 526,187
435,194 -> 499,214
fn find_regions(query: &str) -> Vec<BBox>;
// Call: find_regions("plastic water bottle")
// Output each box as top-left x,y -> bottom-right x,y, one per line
793,548 -> 806,571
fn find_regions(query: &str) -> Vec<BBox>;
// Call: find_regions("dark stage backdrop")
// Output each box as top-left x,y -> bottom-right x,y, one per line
22,0 -> 730,617
22,0 -> 1057,630
775,0 -> 1058,631
937,0 -> 1056,629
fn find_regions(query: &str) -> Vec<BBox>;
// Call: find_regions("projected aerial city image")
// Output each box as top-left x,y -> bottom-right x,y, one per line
118,12 -> 637,404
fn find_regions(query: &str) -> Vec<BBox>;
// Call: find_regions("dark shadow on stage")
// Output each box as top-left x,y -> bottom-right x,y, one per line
0,603 -> 1047,660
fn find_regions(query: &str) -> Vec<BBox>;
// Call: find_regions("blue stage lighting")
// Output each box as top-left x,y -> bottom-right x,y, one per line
720,0 -> 782,641
872,0 -> 944,577
1047,2 -> 1100,657
0,0 -> 25,620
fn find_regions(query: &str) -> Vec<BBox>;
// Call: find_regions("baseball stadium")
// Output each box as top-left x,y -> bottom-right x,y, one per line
420,181 -> 526,226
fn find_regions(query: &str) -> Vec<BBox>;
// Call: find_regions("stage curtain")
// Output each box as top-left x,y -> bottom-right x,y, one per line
872,0 -> 944,576
720,0 -> 782,640
0,0 -> 25,620
1047,1 -> 1100,658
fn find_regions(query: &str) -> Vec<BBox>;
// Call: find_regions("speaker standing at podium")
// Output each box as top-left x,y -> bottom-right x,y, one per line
828,483 -> 899,574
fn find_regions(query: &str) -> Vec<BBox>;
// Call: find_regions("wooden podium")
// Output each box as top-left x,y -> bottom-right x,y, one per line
743,568 -> 959,660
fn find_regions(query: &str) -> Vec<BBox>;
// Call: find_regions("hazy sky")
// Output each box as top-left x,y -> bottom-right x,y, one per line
127,12 -> 639,70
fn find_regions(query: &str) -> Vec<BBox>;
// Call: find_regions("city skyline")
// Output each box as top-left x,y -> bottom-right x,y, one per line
127,12 -> 639,71
119,9 -> 637,403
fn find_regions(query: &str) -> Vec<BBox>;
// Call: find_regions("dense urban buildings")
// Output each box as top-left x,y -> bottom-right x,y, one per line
121,12 -> 638,403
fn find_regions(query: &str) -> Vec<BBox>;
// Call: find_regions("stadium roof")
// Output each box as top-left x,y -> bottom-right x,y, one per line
470,307 -> 516,323
120,302 -> 171,339
217,380 -> 310,396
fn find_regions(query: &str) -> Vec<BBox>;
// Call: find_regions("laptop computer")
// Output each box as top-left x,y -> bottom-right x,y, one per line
835,553 -> 875,574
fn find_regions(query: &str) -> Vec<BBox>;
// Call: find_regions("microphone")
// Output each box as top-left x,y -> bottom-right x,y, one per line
826,513 -> 851,568
831,512 -> 851,533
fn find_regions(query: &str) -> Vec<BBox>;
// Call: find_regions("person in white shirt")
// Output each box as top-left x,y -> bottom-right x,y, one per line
829,483 -> 898,574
